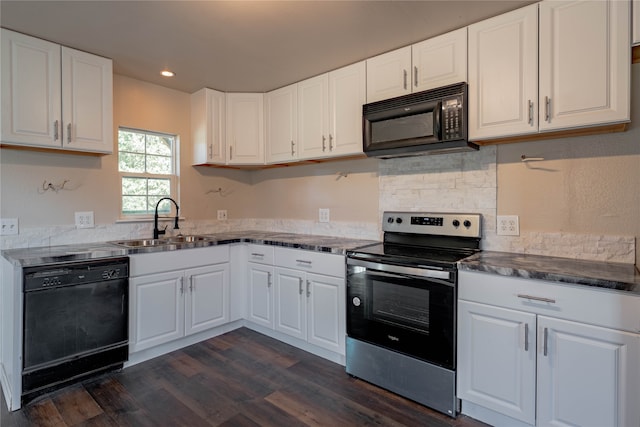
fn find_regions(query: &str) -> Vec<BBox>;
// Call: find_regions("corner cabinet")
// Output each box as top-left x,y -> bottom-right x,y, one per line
129,247 -> 230,353
457,270 -> 640,427
1,29 -> 113,154
226,93 -> 264,165
468,0 -> 630,141
191,88 -> 226,165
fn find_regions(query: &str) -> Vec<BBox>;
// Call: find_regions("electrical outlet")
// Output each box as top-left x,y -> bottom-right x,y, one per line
319,208 -> 330,223
497,215 -> 519,236
0,218 -> 19,235
75,211 -> 94,229
217,210 -> 228,220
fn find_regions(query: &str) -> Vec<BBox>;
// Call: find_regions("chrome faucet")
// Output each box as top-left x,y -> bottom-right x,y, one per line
153,197 -> 180,239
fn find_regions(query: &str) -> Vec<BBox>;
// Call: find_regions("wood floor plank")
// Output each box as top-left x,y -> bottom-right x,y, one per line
2,328 -> 489,427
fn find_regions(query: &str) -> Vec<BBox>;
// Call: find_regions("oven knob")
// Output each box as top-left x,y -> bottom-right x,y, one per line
352,297 -> 361,307
452,220 -> 460,227
464,220 -> 472,228
395,218 -> 403,224
387,217 -> 394,224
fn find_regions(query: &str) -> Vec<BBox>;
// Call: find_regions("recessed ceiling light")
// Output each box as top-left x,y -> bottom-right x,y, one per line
161,70 -> 175,77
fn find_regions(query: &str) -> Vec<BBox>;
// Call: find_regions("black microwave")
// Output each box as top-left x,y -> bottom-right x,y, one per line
362,82 -> 477,158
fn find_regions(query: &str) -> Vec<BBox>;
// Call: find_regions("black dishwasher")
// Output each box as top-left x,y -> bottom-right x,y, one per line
22,257 -> 129,403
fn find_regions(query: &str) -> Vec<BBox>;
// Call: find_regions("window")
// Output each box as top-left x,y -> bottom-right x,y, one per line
118,128 -> 178,217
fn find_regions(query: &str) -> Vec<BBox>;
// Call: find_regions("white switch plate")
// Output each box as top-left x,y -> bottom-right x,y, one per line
217,210 -> 228,220
497,215 -> 519,236
75,211 -> 94,229
319,208 -> 330,223
0,218 -> 19,235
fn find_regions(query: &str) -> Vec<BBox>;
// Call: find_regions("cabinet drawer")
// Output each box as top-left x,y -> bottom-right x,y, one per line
247,244 -> 274,264
130,246 -> 230,277
274,247 -> 345,278
459,270 -> 640,333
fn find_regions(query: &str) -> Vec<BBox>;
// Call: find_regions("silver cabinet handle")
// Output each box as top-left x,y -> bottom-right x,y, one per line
329,134 -> 333,151
306,280 -> 311,297
322,135 -> 326,152
53,120 -> 59,141
545,96 -> 551,122
296,259 -> 312,265
208,144 -> 212,159
179,276 -> 184,294
267,272 -> 272,287
230,145 -> 233,160
543,327 -> 549,356
524,323 -> 529,352
414,66 -> 418,87
403,69 -> 408,90
528,100 -> 534,125
298,278 -> 303,295
517,294 -> 556,304
189,276 -> 194,292
291,140 -> 295,156
251,252 -> 265,258
67,123 -> 72,143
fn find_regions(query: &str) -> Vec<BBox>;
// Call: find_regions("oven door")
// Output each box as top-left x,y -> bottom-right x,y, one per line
346,257 -> 456,369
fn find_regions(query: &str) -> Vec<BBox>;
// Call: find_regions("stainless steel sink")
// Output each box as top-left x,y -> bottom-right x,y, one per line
110,239 -> 168,248
165,235 -> 211,243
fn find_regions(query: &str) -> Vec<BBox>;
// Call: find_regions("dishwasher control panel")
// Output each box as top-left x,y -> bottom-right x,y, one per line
23,257 -> 129,291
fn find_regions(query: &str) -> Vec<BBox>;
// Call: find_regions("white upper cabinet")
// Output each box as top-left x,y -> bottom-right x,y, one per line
412,27 -> 468,92
328,61 -> 366,157
367,29 -> 468,103
266,83 -> 298,164
469,0 -> 630,141
538,0 -> 630,131
1,29 -> 113,153
634,0 -> 640,45
191,88 -> 226,165
226,92 -> 264,165
366,46 -> 412,103
468,4 -> 539,140
297,73 -> 329,159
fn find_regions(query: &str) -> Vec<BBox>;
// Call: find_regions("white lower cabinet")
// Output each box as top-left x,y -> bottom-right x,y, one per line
129,247 -> 230,353
457,270 -> 640,427
247,262 -> 275,329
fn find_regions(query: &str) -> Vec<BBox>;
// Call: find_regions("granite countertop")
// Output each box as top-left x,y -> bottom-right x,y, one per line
459,251 -> 640,294
1,231 -> 380,268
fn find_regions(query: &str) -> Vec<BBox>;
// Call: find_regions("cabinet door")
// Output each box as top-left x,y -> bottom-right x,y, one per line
412,28 -> 467,92
306,273 -> 345,355
185,264 -> 229,336
329,61 -> 366,157
274,267 -> 306,340
61,47 -> 113,153
366,46 -> 412,103
468,4 -> 538,140
1,29 -> 61,147
191,88 -> 226,164
539,0 -> 630,131
226,93 -> 264,164
130,271 -> 184,352
266,84 -> 298,163
247,263 -> 274,328
298,74 -> 330,160
537,316 -> 640,427
457,300 -> 536,425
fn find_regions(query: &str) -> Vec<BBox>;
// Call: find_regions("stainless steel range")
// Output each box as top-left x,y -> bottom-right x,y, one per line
346,211 -> 481,417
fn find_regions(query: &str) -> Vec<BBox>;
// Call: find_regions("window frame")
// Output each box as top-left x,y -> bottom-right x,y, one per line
117,127 -> 179,220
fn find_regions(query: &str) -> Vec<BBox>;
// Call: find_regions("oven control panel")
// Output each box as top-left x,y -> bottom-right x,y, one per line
382,212 -> 481,238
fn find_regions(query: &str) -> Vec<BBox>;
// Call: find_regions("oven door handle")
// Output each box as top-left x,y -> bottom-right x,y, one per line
347,258 -> 452,282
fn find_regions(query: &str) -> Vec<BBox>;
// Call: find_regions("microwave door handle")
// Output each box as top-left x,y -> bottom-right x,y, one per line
433,101 -> 442,140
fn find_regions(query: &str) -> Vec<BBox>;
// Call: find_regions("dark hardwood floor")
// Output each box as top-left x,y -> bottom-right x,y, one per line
1,328 -> 488,426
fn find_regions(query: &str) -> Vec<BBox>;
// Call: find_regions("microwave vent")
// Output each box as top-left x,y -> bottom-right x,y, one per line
364,82 -> 466,114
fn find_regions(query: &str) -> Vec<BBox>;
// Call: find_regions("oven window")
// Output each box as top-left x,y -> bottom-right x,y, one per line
371,112 -> 434,144
371,279 -> 430,334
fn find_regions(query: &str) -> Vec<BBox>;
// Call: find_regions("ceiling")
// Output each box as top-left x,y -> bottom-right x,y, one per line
1,1 -> 536,94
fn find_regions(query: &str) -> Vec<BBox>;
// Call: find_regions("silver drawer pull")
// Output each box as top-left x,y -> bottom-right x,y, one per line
543,327 -> 549,356
524,323 -> 529,352
517,294 -> 556,304
250,253 -> 265,257
296,259 -> 312,265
